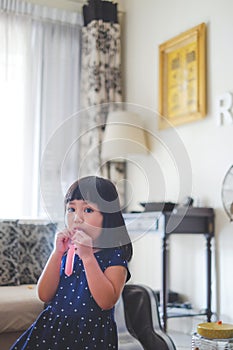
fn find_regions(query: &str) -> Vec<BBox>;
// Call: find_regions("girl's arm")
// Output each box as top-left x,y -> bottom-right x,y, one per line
37,229 -> 70,303
72,230 -> 127,310
83,256 -> 127,310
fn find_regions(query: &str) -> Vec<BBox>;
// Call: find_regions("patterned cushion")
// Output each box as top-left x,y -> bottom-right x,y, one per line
0,221 -> 20,286
17,222 -> 57,284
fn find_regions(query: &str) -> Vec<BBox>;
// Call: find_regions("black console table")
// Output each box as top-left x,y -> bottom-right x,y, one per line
124,207 -> 215,332
157,206 -> 215,331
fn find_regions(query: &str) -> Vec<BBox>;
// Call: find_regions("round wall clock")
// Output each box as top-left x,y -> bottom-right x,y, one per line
221,165 -> 233,221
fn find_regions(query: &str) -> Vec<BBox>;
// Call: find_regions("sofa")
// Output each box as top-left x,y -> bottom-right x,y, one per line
0,284 -> 44,349
0,219 -> 57,350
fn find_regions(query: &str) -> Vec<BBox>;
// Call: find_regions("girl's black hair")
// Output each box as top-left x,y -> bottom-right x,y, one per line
64,176 -> 133,261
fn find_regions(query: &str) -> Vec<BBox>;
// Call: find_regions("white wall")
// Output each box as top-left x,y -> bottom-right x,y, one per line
118,0 -> 233,331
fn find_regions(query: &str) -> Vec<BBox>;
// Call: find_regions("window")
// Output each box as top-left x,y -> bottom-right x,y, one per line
0,1 -> 82,219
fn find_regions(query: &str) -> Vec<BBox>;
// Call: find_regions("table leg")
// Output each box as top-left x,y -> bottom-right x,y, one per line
162,234 -> 168,332
206,234 -> 212,322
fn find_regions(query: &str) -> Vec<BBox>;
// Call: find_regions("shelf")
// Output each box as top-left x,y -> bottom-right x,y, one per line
159,307 -> 208,319
123,209 -> 215,332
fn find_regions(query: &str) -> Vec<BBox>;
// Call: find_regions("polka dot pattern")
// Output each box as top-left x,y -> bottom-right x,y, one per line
10,248 -> 129,349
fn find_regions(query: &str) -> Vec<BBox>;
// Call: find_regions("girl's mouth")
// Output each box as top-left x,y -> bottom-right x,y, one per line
73,227 -> 82,232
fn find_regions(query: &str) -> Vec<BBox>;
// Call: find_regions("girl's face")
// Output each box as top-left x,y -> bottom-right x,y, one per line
65,199 -> 103,244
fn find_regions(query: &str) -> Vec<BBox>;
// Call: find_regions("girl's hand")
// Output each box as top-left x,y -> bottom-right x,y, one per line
71,230 -> 94,260
54,229 -> 71,255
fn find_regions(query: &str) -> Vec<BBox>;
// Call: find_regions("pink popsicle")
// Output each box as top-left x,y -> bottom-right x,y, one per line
65,244 -> 75,276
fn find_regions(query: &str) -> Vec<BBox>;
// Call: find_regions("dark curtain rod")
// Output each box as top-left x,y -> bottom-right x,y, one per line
83,0 -> 118,26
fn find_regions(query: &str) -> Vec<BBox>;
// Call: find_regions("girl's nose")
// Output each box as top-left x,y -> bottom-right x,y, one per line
74,211 -> 83,223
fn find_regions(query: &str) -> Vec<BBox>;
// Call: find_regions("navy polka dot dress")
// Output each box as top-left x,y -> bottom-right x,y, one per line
10,248 -> 129,350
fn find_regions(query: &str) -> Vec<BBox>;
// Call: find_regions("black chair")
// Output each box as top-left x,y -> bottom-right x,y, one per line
115,294 -> 144,349
122,284 -> 176,350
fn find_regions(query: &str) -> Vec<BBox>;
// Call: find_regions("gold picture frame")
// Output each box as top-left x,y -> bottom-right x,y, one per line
158,23 -> 207,129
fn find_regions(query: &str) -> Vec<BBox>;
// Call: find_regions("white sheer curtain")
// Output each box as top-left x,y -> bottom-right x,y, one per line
0,0 -> 82,219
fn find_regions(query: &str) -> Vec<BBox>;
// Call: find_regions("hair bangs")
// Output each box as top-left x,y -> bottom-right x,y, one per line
64,177 -> 103,206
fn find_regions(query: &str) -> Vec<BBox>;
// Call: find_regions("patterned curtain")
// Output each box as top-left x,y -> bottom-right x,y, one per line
79,0 -> 122,176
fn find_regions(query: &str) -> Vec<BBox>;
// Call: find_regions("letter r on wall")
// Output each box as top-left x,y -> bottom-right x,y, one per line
216,92 -> 233,126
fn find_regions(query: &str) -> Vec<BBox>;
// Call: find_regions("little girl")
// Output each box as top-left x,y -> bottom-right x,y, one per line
10,176 -> 132,350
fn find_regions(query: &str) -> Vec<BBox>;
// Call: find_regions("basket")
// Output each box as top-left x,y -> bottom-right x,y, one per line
192,332 -> 233,349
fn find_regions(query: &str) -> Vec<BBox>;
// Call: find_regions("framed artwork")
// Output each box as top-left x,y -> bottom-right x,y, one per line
158,23 -> 207,129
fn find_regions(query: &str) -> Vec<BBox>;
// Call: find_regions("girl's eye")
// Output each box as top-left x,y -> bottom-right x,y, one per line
84,207 -> 94,213
67,207 -> 75,213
